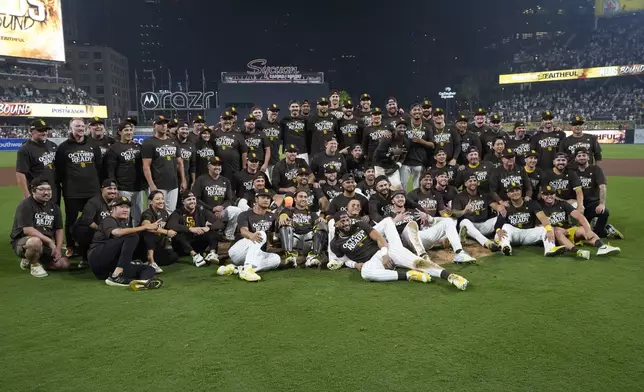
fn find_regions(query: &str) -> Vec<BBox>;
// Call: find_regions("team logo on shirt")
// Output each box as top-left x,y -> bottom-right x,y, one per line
245,137 -> 262,148
342,229 -> 367,251
314,121 -> 334,134
292,212 -> 312,226
513,142 -> 530,156
99,146 -> 108,157
34,212 -> 54,228
548,178 -> 570,194
100,210 -> 110,220
508,212 -> 531,227
579,175 -> 593,188
361,116 -> 372,127
434,132 -> 451,144
548,210 -> 567,226
474,171 -> 489,182
215,136 -> 235,149
38,151 -> 55,168
567,142 -> 591,155
68,150 -> 94,167
185,216 -> 196,228
406,130 -> 425,140
285,168 -> 299,182
340,123 -> 358,136
325,189 -> 342,200
469,199 -> 485,214
461,141 -> 470,152
331,110 -> 344,119
501,175 -> 523,189
286,121 -> 305,133
369,129 -> 390,140
180,148 -> 193,160
120,148 -> 139,162
205,185 -> 226,199
262,126 -> 280,140
197,147 -> 215,158
418,198 -> 437,213
155,145 -> 177,161
538,137 -> 560,149
252,219 -> 273,232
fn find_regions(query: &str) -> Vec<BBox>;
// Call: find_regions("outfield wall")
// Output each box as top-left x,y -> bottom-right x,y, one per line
0,136 -> 151,151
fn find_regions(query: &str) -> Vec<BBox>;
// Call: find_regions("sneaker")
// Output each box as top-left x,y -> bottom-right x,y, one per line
576,249 -> 591,260
285,251 -> 298,268
485,240 -> 501,252
327,259 -> 344,270
77,259 -> 89,269
239,265 -> 261,282
545,245 -> 567,257
217,264 -> 237,276
204,251 -> 220,264
407,270 -> 431,283
305,254 -> 321,267
150,262 -> 163,273
192,254 -> 206,268
30,263 -> 48,278
605,224 -> 624,239
459,225 -> 468,243
596,244 -> 621,256
448,274 -> 469,291
453,251 -> 476,264
65,247 -> 74,258
502,245 -> 513,256
20,258 -> 29,270
105,274 -> 131,287
130,278 -> 164,291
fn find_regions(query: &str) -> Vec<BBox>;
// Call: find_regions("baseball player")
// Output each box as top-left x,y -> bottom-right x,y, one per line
454,147 -> 495,193
493,183 -> 566,257
523,149 -> 543,191
559,115 -> 602,164
542,152 -> 583,210
218,189 -> 280,282
330,212 -> 469,290
453,175 -> 502,251
505,121 -> 532,166
278,190 -> 328,267
489,148 -> 533,209
373,118 -> 411,189
531,110 -> 567,170
539,185 -> 620,259
387,191 -> 476,263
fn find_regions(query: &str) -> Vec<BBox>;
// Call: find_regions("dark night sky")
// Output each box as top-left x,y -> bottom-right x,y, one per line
87,0 -> 596,106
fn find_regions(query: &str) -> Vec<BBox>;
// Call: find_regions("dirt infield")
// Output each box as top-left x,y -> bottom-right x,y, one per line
599,159 -> 644,177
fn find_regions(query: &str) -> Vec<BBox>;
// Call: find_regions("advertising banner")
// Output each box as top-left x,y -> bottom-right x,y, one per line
564,130 -> 626,144
499,64 -> 644,85
221,59 -> 324,84
0,136 -> 150,151
635,129 -> 644,144
595,0 -> 644,16
0,0 -> 65,62
0,102 -> 108,118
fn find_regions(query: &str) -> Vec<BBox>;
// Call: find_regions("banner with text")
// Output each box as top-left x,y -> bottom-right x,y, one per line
499,64 -> 644,85
0,0 -> 65,62
0,102 -> 108,118
595,0 -> 644,16
635,129 -> 644,144
563,130 -> 626,144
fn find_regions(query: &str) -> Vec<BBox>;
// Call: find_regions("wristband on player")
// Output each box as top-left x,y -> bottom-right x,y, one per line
545,225 -> 553,231
378,247 -> 388,256
496,228 -> 502,233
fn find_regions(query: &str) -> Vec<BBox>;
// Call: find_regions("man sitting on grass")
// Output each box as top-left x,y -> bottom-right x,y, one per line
10,178 -> 70,278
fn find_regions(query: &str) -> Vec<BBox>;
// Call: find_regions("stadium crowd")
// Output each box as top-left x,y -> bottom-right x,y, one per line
11,92 -> 624,291
0,84 -> 97,105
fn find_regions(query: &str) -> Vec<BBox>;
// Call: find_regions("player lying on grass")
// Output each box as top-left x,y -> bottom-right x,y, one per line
10,177 -> 70,278
330,211 -> 469,290
539,185 -> 620,259
493,183 -> 566,257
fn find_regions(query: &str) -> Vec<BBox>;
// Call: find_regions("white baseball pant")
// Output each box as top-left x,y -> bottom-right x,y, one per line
228,231 -> 281,271
400,221 -> 429,257
459,217 -> 497,246
238,198 -> 251,212
222,206 -> 241,239
496,224 -> 558,254
157,188 -> 178,214
419,217 -> 465,251
119,190 -> 145,226
374,166 -> 402,189
400,165 -> 423,191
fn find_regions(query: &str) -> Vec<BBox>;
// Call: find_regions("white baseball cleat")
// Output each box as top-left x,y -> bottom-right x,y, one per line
596,244 -> 621,256
150,262 -> 164,273
448,274 -> 468,291
576,250 -> 591,260
453,251 -> 476,264
204,251 -> 219,264
305,254 -> 320,267
20,258 -> 29,270
407,270 -> 431,283
327,259 -> 344,270
284,252 -> 298,268
30,263 -> 48,278
192,254 -> 206,268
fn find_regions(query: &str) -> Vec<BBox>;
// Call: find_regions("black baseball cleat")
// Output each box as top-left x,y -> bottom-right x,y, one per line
502,245 -> 513,256
130,278 -> 164,291
105,274 -> 132,287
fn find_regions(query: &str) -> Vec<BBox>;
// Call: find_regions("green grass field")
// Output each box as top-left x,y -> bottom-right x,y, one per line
1,149 -> 644,391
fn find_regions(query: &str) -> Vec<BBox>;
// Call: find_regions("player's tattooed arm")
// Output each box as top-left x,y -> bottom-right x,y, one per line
599,184 -> 606,205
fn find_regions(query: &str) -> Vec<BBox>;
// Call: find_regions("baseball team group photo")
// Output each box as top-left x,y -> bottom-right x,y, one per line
1,1 -> 644,391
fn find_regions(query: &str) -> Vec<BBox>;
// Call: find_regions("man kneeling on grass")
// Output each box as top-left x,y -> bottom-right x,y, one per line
539,185 -> 620,259
88,196 -> 163,289
329,211 -> 469,290
10,178 -> 70,278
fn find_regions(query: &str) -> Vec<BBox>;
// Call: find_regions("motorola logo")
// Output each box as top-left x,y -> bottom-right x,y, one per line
141,93 -> 159,110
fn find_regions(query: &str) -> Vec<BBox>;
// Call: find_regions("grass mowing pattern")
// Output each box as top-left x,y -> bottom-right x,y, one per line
1,178 -> 644,391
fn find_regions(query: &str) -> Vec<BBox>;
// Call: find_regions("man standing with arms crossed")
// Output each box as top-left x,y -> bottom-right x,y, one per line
141,115 -> 187,214
16,119 -> 58,203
